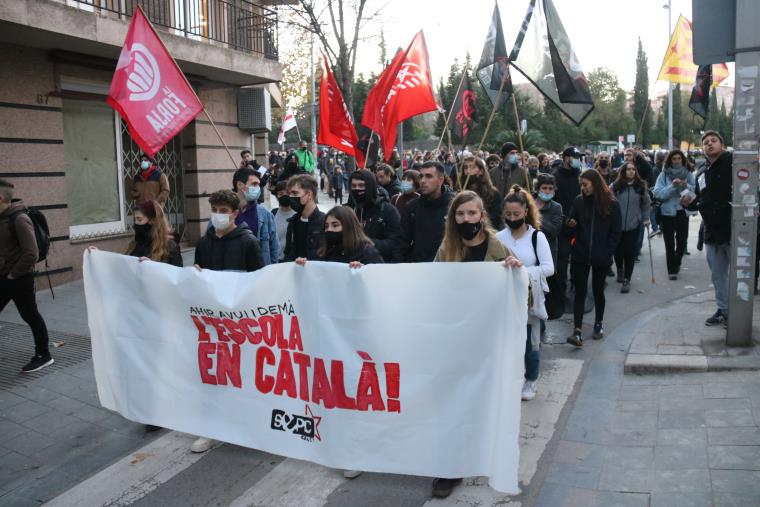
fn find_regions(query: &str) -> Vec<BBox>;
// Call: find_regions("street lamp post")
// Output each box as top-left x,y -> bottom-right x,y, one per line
665,1 -> 673,150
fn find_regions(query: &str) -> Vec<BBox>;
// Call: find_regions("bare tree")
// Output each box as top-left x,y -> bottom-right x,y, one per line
285,0 -> 388,112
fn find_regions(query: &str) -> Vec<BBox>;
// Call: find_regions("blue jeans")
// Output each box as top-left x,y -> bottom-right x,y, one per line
706,242 -> 730,312
525,325 -> 539,381
650,209 -> 659,232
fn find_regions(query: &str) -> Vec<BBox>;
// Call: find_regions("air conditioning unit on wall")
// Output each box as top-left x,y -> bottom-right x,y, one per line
238,88 -> 272,133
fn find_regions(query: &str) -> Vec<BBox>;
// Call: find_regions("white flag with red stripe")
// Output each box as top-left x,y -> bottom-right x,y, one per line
277,108 -> 297,145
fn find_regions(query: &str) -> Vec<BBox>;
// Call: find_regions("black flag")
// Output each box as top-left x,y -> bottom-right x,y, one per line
448,71 -> 479,140
689,65 -> 712,120
477,2 -> 513,108
510,0 -> 594,125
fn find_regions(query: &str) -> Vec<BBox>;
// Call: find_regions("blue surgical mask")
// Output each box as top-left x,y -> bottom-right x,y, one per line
244,185 -> 261,202
538,192 -> 555,202
507,154 -> 519,165
140,160 -> 151,170
400,181 -> 414,194
571,159 -> 581,170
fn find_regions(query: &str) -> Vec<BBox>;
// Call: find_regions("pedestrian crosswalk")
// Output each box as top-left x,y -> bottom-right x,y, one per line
44,359 -> 582,507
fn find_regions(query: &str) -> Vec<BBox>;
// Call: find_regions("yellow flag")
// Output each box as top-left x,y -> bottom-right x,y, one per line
657,15 -> 729,86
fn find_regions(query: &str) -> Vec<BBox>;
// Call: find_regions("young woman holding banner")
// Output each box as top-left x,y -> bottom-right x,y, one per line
295,205 -> 381,480
295,206 -> 383,267
495,185 -> 554,402
431,190 -> 520,499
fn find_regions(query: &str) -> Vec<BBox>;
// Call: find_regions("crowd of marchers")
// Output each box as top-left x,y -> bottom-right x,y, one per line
0,129 -> 742,499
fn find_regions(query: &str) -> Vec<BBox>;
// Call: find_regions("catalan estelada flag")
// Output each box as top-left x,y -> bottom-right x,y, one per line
657,15 -> 729,87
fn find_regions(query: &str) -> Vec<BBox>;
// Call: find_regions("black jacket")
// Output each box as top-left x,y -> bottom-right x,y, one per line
568,195 -> 622,266
382,180 -> 401,198
322,243 -> 385,264
195,223 -> 264,272
400,187 -> 454,262
283,208 -> 326,261
553,164 -> 581,237
347,171 -> 403,262
129,239 -> 183,267
696,150 -> 732,245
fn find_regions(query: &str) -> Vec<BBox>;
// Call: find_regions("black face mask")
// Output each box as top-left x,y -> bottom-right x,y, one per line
456,221 -> 482,241
351,190 -> 367,204
290,197 -> 305,214
134,223 -> 151,242
277,195 -> 291,208
465,174 -> 481,186
505,217 -> 525,230
324,231 -> 343,249
598,159 -> 609,169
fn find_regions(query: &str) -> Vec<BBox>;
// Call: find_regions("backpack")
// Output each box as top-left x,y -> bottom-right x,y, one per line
10,207 -> 51,263
531,230 -> 563,320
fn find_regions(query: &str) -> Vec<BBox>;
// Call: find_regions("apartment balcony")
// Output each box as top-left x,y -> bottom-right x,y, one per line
0,0 -> 282,85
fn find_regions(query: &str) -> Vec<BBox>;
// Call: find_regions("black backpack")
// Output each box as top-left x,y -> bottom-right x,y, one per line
531,230 -> 564,320
10,207 -> 51,263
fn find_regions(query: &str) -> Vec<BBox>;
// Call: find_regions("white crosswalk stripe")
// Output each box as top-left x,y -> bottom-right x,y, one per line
230,458 -> 347,507
43,432 -> 210,507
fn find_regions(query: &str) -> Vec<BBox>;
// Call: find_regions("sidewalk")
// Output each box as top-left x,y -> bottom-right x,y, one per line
625,291 -> 760,374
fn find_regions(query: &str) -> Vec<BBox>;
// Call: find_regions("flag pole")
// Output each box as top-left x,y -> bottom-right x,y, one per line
477,62 -> 509,153
436,70 -> 468,152
204,108 -> 239,168
363,131 -> 375,170
511,93 -> 526,166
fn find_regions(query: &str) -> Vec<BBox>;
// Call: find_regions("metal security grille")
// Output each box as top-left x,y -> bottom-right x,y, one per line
121,120 -> 186,240
0,322 -> 91,390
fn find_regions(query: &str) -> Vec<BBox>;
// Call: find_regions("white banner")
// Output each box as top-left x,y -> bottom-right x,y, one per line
83,251 -> 528,493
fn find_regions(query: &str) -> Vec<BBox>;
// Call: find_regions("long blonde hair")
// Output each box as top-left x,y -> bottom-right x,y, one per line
438,191 -> 496,262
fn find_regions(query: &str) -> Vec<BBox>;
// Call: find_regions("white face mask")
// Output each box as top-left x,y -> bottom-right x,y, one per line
210,213 -> 231,231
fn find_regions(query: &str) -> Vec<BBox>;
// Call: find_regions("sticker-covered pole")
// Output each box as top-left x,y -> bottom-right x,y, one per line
727,0 -> 759,346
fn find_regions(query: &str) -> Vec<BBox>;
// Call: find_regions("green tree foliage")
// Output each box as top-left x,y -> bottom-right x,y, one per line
632,39 -> 651,146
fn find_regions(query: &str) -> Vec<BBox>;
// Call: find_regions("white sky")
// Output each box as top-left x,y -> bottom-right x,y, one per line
351,0 -> 734,95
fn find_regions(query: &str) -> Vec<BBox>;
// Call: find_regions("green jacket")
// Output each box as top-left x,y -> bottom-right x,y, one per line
295,149 -> 316,173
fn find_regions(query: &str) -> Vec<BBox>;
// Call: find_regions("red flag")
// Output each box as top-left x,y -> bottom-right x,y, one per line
361,31 -> 439,161
107,7 -> 203,157
317,57 -> 364,167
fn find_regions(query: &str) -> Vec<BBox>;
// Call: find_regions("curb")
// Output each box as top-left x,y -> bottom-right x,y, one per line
623,291 -> 760,375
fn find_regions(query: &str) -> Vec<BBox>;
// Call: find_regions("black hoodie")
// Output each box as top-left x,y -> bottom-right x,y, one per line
568,195 -> 622,266
347,170 -> 402,262
194,223 -> 264,272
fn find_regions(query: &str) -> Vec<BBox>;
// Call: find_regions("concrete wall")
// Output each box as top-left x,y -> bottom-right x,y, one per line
0,42 -> 268,286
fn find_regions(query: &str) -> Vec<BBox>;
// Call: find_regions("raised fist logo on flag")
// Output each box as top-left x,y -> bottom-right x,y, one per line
123,43 -> 161,102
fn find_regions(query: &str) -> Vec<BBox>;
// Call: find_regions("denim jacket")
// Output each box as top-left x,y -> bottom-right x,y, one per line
653,170 -> 696,217
255,204 -> 279,266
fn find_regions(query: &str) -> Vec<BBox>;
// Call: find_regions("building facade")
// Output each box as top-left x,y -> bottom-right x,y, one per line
0,0 -> 283,286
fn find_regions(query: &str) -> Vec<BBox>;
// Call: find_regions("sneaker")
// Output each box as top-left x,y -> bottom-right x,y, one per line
343,470 -> 362,479
606,267 -> 615,278
592,322 -> 604,340
684,250 -> 691,255
616,272 -> 624,283
540,329 -> 552,345
634,256 -> 641,263
648,229 -> 661,239
21,355 -> 54,373
705,310 -> 728,326
190,437 -> 215,453
521,380 -> 537,401
621,280 -> 631,293
668,274 -> 678,280
432,478 -> 462,498
566,329 -> 583,347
